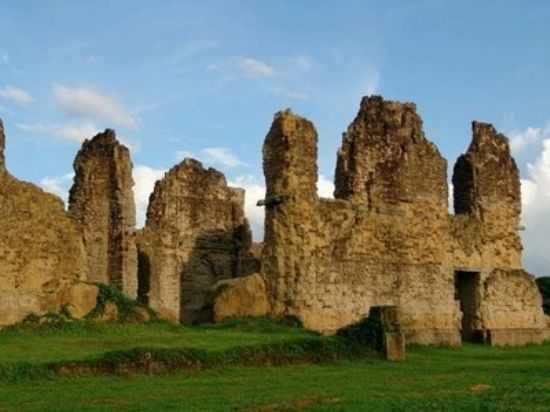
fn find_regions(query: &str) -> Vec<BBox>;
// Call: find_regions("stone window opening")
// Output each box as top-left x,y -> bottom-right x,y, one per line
137,251 -> 151,305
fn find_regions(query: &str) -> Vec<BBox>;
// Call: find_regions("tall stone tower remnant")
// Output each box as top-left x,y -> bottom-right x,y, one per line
68,130 -> 138,298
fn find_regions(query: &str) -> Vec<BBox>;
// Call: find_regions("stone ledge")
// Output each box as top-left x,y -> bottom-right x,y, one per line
404,328 -> 462,347
486,328 -> 546,347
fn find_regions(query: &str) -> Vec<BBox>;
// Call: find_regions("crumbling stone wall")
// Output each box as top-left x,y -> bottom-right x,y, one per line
262,101 -> 459,342
445,123 -> 545,344
261,96 -> 546,345
137,159 -> 252,324
68,130 -> 137,298
1,94 -> 546,345
0,120 -> 87,325
479,269 -> 546,330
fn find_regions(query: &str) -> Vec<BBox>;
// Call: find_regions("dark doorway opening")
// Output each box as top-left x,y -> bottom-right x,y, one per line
454,271 -> 481,342
137,251 -> 151,305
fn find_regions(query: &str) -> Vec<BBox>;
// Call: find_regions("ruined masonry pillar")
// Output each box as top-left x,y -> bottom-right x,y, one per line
262,110 -> 319,317
68,129 -> 138,298
453,121 -> 521,223
452,121 -> 522,267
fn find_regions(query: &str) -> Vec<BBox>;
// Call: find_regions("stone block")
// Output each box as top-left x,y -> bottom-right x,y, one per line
61,282 -> 99,319
212,273 -> 271,323
384,332 -> 406,361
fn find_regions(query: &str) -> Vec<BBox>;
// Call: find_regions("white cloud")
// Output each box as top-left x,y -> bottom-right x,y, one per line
509,125 -> 550,154
202,147 -> 247,168
229,175 -> 266,241
176,147 -> 247,168
39,173 -> 74,205
57,122 -> 101,143
0,85 -> 33,105
17,121 -> 141,152
133,165 -> 166,227
52,84 -> 137,129
520,138 -> 550,277
17,121 -> 100,144
238,57 -> 274,78
317,174 -> 334,198
1,54 -> 8,64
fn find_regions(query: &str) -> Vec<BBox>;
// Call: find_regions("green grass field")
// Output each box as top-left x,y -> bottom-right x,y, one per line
0,318 -> 315,364
0,319 -> 549,411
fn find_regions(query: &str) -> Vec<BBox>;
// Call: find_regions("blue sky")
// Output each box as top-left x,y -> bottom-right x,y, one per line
1,1 -> 550,275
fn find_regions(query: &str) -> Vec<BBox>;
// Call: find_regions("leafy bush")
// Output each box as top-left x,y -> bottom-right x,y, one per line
85,283 -> 157,322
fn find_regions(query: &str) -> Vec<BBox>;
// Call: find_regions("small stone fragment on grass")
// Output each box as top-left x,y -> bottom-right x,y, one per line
469,384 -> 492,393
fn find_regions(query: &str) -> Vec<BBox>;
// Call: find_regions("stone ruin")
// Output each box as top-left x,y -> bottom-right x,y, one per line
68,130 -> 137,298
0,119 -> 89,325
137,158 -> 255,323
258,97 -> 547,346
0,95 -> 549,346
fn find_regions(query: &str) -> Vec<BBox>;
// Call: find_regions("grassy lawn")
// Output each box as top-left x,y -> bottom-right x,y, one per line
0,318 -> 315,364
0,320 -> 549,411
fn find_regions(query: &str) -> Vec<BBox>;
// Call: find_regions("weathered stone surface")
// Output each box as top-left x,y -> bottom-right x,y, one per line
258,97 -> 548,346
0,120 -> 87,326
384,332 -> 406,361
335,96 -> 447,209
69,130 -> 137,298
487,328 -> 545,347
212,273 -> 271,323
0,290 -> 44,326
137,159 -> 252,324
261,102 -> 458,342
451,122 -> 522,269
479,269 -> 546,330
61,282 -> 99,319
